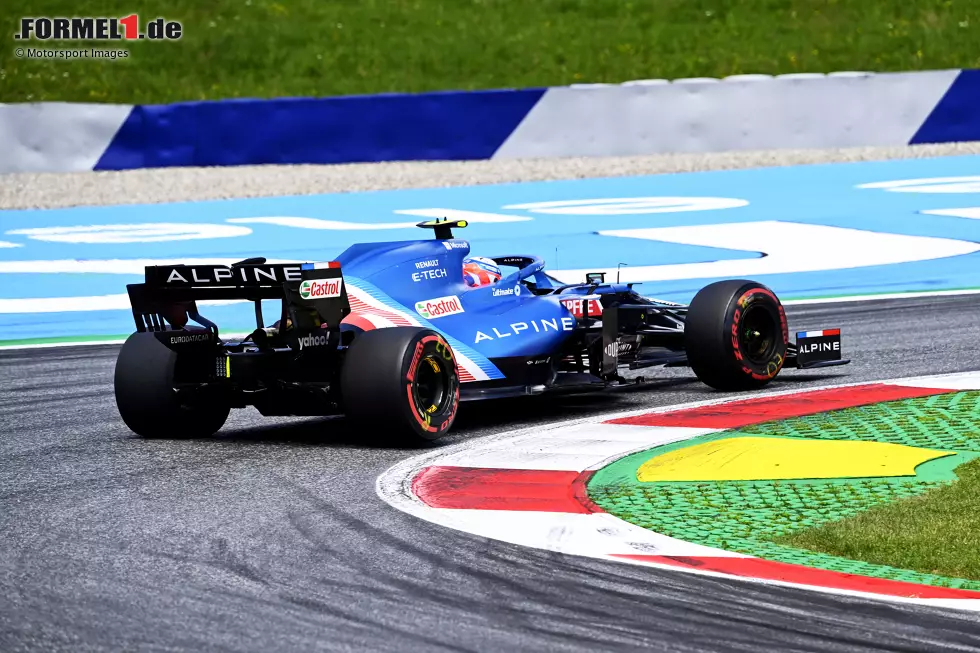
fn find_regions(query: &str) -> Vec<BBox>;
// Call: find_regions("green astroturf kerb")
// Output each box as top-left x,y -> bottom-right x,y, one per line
587,391 -> 980,590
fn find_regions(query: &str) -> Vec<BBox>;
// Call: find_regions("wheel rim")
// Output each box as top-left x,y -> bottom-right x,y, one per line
413,354 -> 452,417
740,303 -> 779,364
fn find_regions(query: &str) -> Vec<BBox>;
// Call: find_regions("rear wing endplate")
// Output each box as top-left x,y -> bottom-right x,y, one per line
127,259 -> 351,337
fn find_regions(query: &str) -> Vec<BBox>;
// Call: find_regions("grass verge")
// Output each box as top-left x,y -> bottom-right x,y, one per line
3,0 -> 979,103
778,457 -> 980,581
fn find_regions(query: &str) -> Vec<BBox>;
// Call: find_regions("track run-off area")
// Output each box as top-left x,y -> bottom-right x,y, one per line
3,150 -> 980,651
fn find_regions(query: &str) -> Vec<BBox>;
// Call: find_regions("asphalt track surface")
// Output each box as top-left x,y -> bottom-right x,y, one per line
3,296 -> 980,652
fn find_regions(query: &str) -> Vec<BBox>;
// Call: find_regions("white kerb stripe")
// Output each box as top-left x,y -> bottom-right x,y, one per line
431,424 -> 716,471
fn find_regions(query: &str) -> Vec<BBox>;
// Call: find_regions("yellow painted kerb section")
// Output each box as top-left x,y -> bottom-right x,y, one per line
637,437 -> 954,482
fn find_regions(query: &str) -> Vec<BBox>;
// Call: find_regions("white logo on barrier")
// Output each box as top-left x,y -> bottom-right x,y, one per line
857,176 -> 980,193
502,197 -> 748,215
6,223 -> 251,243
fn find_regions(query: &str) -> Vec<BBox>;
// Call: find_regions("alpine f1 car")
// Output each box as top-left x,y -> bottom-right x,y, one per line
114,219 -> 849,441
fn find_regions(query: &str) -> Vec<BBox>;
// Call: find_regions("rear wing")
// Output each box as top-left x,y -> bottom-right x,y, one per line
127,259 -> 351,337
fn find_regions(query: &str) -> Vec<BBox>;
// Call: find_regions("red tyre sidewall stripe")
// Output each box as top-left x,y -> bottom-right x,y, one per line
406,334 -> 454,434
732,287 -> 788,380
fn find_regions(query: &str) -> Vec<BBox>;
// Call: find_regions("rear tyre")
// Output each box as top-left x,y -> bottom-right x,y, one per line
684,279 -> 788,391
341,327 -> 460,443
114,332 -> 230,438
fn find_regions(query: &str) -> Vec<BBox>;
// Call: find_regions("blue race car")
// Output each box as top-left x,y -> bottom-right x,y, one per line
114,219 -> 848,441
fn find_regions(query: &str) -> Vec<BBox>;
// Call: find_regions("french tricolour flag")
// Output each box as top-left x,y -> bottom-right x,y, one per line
797,329 -> 841,338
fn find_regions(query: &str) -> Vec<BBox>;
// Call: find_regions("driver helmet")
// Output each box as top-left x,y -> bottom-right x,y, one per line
462,256 -> 501,287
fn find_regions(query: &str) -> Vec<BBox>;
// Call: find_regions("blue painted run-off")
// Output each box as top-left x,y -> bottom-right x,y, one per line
2,155 -> 980,340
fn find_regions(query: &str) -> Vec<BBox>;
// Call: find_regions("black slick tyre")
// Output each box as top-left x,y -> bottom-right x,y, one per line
114,332 -> 230,438
341,327 -> 460,443
684,279 -> 789,391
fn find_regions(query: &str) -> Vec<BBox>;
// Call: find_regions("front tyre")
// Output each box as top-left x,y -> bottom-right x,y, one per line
684,280 -> 788,391
114,332 -> 230,438
341,327 -> 460,443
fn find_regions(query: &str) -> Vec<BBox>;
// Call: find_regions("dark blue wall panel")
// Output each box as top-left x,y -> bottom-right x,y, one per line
95,88 -> 545,170
911,70 -> 980,145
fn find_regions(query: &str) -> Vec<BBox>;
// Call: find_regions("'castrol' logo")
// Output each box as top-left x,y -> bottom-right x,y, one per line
299,278 -> 342,300
415,295 -> 464,319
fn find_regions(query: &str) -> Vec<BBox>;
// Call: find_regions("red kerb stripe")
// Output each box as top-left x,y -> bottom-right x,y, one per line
613,554 -> 980,599
606,383 -> 948,428
412,466 -> 596,513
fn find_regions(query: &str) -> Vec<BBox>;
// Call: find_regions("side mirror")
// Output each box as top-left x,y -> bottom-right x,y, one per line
585,272 -> 606,284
